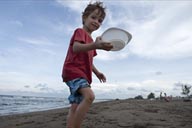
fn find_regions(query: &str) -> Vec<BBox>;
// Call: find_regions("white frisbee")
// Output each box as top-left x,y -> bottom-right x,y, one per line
101,27 -> 132,51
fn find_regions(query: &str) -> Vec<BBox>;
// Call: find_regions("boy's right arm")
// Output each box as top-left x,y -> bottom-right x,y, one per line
73,36 -> 113,53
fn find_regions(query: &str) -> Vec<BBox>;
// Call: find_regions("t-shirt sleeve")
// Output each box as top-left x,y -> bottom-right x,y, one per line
73,29 -> 86,44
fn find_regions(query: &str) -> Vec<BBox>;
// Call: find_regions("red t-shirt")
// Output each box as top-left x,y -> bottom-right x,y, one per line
62,28 -> 97,84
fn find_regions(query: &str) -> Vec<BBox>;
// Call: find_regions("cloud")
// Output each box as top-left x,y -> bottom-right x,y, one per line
128,3 -> 192,60
9,20 -> 23,27
127,87 -> 136,91
0,71 -> 65,92
34,83 -> 56,92
18,37 -> 55,46
93,1 -> 192,61
0,71 -> 33,91
50,22 -> 73,34
56,0 -> 88,12
140,88 -> 148,92
92,78 -> 183,99
17,37 -> 58,56
95,50 -> 130,60
24,85 -> 30,88
155,71 -> 162,76
35,83 -> 48,88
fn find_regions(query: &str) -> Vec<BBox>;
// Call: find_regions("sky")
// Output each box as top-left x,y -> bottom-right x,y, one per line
0,0 -> 192,99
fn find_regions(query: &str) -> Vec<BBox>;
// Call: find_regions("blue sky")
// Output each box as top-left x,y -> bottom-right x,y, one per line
0,0 -> 192,99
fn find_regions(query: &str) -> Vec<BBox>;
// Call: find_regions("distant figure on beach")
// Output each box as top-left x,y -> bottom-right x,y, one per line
62,1 -> 113,128
160,92 -> 171,102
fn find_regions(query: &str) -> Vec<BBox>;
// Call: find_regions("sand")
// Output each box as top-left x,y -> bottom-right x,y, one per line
0,99 -> 191,128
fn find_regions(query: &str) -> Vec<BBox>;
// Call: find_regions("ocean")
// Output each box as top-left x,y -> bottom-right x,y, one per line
0,95 -> 70,116
0,95 -> 109,116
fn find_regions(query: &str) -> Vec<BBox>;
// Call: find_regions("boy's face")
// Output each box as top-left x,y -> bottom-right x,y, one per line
83,9 -> 104,34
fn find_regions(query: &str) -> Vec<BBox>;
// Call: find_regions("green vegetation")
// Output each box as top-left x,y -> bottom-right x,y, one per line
147,92 -> 155,99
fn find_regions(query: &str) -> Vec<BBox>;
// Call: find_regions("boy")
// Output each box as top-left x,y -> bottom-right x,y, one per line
62,2 -> 113,128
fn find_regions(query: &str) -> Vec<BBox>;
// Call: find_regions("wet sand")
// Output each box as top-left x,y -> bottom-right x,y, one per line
0,99 -> 191,128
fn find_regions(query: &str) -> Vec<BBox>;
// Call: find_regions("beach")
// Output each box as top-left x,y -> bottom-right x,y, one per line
0,99 -> 191,128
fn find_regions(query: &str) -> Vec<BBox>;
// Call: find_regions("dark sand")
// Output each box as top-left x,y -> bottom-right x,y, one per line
0,99 -> 191,128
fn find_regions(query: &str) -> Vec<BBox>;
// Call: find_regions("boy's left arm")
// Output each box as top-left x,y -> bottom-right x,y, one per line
92,64 -> 106,83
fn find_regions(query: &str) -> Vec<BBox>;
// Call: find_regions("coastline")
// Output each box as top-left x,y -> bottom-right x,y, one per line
0,94 -> 110,116
0,99 -> 191,128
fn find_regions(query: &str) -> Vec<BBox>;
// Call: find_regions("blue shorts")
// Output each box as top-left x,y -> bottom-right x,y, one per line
66,78 -> 90,104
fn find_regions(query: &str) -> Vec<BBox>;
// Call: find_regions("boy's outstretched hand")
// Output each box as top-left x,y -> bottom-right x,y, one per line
95,72 -> 106,83
95,36 -> 113,51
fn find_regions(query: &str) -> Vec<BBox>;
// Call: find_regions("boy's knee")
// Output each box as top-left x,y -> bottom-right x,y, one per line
90,94 -> 95,102
84,94 -> 95,103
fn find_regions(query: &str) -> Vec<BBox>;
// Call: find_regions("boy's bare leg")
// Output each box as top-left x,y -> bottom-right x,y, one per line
74,88 -> 95,128
66,104 -> 78,128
